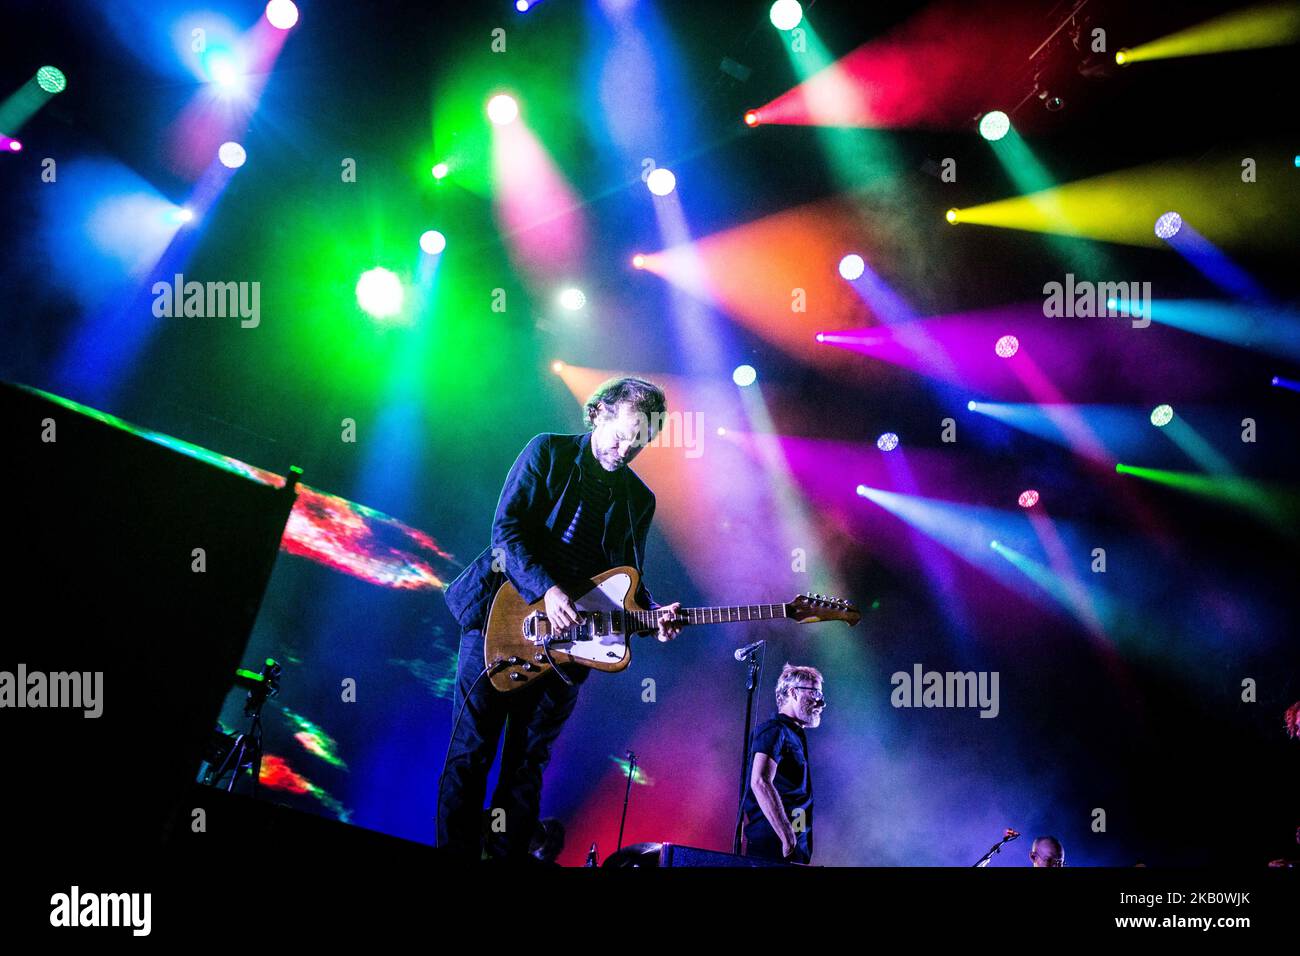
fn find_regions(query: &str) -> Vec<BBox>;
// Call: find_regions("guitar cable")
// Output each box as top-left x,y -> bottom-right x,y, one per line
542,632 -> 576,687
434,662 -> 492,853
434,645 -> 571,851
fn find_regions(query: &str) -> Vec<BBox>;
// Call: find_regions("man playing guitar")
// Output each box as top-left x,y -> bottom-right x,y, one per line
436,377 -> 682,860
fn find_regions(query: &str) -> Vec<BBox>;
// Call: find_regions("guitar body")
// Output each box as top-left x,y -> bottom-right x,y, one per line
484,566 -> 647,693
481,566 -> 859,694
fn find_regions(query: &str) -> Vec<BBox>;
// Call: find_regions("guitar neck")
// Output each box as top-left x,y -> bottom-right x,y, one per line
626,604 -> 788,632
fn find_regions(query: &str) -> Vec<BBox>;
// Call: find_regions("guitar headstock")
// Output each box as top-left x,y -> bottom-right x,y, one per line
788,593 -> 860,626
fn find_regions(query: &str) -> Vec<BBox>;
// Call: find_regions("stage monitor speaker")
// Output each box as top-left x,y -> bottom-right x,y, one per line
658,843 -> 797,867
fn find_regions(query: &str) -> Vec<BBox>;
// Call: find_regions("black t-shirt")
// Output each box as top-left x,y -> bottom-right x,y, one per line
741,714 -> 813,860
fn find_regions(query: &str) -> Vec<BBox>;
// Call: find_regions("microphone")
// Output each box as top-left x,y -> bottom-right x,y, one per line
734,640 -> 766,662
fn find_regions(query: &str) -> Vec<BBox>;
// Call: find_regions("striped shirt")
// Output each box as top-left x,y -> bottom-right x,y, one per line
540,442 -> 616,589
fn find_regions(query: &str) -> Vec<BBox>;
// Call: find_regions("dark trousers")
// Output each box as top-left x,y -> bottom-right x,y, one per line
436,627 -> 586,860
742,817 -> 812,865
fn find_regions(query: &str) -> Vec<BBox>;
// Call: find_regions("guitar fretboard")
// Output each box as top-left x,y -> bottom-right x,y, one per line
626,604 -> 788,631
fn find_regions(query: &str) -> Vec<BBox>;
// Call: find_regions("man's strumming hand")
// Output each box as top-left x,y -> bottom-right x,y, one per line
543,585 -> 579,634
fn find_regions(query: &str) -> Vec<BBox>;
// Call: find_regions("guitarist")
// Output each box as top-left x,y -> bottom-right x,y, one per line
437,377 -> 683,861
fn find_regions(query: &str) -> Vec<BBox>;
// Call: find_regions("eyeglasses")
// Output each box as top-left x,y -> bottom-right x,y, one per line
791,686 -> 825,706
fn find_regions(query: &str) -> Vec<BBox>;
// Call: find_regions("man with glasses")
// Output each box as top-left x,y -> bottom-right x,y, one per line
741,664 -> 825,864
1029,835 -> 1065,867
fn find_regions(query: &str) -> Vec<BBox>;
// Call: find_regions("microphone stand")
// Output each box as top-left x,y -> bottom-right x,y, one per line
973,828 -> 1020,867
207,659 -> 281,798
617,751 -> 636,852
731,641 -> 765,855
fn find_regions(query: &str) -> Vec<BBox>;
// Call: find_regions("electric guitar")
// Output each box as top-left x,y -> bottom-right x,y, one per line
483,565 -> 860,693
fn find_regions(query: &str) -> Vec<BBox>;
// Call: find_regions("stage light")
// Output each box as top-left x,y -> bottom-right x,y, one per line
207,53 -> 241,90
717,426 -> 727,436
2,137 -> 21,152
770,1 -> 803,31
487,94 -> 519,125
265,0 -> 299,30
995,334 -> 1019,358
733,364 -> 757,387
1150,404 -> 1174,427
877,432 -> 899,452
647,167 -> 676,196
856,484 -> 868,497
978,110 -> 1010,141
516,0 -> 530,10
355,267 -> 404,318
631,253 -> 646,269
967,400 -> 977,411
36,66 -> 66,94
990,539 -> 1000,549
815,333 -> 825,343
552,360 -> 565,373
419,230 -> 446,255
838,254 -> 865,281
744,110 -> 760,127
1018,489 -> 1039,508
558,287 -> 586,311
1154,211 -> 1183,239
218,142 -> 246,169
1115,49 -> 1129,65
431,162 -> 449,180
946,208 -> 959,224
172,207 -> 195,224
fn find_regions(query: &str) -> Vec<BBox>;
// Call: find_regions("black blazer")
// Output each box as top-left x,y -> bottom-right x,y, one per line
443,431 -> 658,632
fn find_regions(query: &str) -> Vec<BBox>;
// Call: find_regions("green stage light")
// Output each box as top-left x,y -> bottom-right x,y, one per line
37,66 -> 67,93
979,110 -> 1010,141
770,1 -> 803,31
355,268 -> 404,318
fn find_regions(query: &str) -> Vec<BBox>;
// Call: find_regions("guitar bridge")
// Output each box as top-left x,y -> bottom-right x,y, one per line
522,611 -> 546,643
